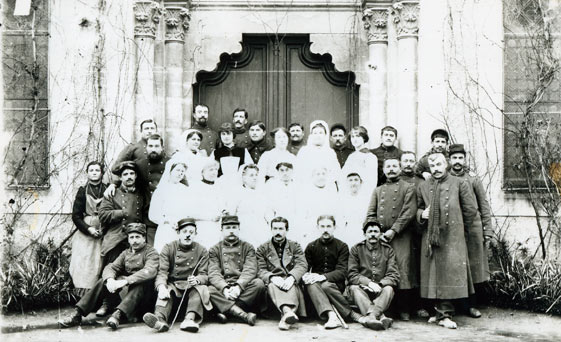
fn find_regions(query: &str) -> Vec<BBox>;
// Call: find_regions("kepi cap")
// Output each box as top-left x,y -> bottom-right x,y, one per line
177,217 -> 197,230
449,143 -> 466,155
125,222 -> 146,235
221,215 -> 240,226
112,161 -> 137,175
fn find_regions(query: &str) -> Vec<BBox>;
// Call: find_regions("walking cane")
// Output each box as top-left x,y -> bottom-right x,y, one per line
170,256 -> 205,329
331,304 -> 349,329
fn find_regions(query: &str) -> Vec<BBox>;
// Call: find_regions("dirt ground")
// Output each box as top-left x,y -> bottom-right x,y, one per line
1,305 -> 560,342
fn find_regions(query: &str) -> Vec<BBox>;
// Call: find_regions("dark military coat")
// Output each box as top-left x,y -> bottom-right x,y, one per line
102,244 -> 159,285
348,240 -> 400,288
208,239 -> 258,291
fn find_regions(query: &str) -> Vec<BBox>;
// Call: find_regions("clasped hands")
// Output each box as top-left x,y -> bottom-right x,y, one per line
106,278 -> 128,293
270,275 -> 296,291
222,285 -> 242,300
157,276 -> 199,299
302,272 -> 326,285
360,281 -> 382,295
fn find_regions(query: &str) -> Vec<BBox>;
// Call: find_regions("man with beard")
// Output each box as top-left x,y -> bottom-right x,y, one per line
192,104 -> 219,155
303,215 -> 362,329
232,108 -> 251,148
208,215 -> 266,326
415,129 -> 450,180
247,120 -> 273,164
348,220 -> 399,330
416,152 -> 478,329
143,218 -> 211,333
371,126 -> 403,186
330,124 -> 354,167
288,123 -> 305,155
366,158 -> 417,321
256,216 -> 308,330
449,144 -> 495,318
59,223 -> 159,330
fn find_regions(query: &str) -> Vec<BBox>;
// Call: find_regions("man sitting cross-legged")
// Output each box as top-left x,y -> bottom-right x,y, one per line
208,215 -> 266,325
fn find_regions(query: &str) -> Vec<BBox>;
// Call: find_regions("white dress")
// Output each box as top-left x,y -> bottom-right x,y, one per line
228,186 -> 270,247
339,188 -> 372,247
188,181 -> 226,248
169,149 -> 208,185
342,150 -> 378,195
294,145 -> 341,187
257,148 -> 297,184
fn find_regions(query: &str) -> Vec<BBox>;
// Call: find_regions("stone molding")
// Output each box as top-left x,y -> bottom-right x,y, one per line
392,1 -> 420,39
133,0 -> 163,39
164,6 -> 191,42
362,7 -> 390,44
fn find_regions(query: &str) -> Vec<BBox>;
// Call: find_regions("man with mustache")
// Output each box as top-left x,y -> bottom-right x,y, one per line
143,218 -> 212,333
232,108 -> 251,148
288,123 -> 305,155
449,144 -> 495,318
415,129 -> 450,180
59,223 -> 158,330
348,220 -> 400,330
247,120 -> 273,164
303,215 -> 363,329
400,151 -> 424,186
208,215 -> 266,325
329,124 -> 354,167
370,126 -> 403,186
416,152 -> 479,329
110,119 -> 158,176
256,216 -> 308,330
191,104 -> 219,155
366,158 -> 417,321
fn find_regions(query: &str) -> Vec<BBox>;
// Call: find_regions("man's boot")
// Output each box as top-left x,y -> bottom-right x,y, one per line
228,305 -> 257,326
58,308 -> 82,328
106,309 -> 122,330
96,299 -> 110,317
349,311 -> 366,325
363,312 -> 384,330
379,314 -> 393,330
143,312 -> 169,332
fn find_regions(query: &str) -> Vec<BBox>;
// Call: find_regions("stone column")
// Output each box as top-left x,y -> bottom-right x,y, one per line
164,6 -> 190,151
393,1 -> 420,151
133,1 -> 162,141
362,7 -> 390,141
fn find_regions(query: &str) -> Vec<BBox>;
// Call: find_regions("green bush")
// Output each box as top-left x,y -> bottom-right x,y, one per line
486,237 -> 561,315
1,239 -> 76,313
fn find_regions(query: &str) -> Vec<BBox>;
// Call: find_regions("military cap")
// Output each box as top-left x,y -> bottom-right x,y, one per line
177,217 -> 197,230
221,215 -> 240,226
362,219 -> 382,233
112,161 -> 137,175
449,143 -> 466,156
430,129 -> 449,142
125,222 -> 146,235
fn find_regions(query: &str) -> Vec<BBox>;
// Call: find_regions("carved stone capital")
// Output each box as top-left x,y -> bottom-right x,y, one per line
392,1 -> 420,39
133,1 -> 162,39
164,7 -> 191,43
362,7 -> 390,44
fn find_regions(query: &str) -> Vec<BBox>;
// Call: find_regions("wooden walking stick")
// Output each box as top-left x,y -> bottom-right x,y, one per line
170,255 -> 205,328
331,304 -> 349,329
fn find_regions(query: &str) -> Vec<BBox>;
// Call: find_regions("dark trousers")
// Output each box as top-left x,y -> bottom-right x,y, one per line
305,281 -> 351,318
394,288 -> 415,314
349,285 -> 394,318
154,288 -> 204,324
209,278 -> 266,313
435,300 -> 455,320
146,226 -> 156,246
76,278 -> 153,320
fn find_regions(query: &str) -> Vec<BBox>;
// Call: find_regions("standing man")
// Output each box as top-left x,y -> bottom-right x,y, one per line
400,151 -> 424,186
366,158 -> 417,321
256,217 -> 308,330
330,123 -> 354,167
111,119 -> 157,171
415,129 -> 450,180
416,152 -> 479,329
371,126 -> 403,186
208,215 -> 266,325
288,123 -> 305,155
348,220 -> 399,330
247,120 -> 273,164
232,108 -> 251,148
143,218 -> 211,333
59,223 -> 159,330
192,104 -> 219,155
449,144 -> 494,317
303,215 -> 363,329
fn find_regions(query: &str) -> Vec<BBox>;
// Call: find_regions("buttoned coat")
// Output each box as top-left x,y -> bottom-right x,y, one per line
416,174 -> 478,299
370,145 -> 403,185
192,123 -> 219,155
304,237 -> 349,292
208,239 -> 258,291
366,178 -> 417,289
348,240 -> 400,288
102,244 -> 159,285
99,186 -> 145,256
451,170 -> 493,283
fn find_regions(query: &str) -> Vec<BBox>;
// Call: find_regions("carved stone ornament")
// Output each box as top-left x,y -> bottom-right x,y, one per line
392,1 -> 420,39
133,1 -> 163,38
362,7 -> 390,43
164,7 -> 191,42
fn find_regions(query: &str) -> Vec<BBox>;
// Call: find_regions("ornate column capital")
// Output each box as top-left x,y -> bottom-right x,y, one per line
133,1 -> 163,39
362,7 -> 390,44
392,1 -> 420,39
164,7 -> 191,43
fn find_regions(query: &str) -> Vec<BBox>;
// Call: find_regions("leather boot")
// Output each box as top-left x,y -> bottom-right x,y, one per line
106,310 -> 122,330
228,305 -> 257,326
58,308 -> 82,328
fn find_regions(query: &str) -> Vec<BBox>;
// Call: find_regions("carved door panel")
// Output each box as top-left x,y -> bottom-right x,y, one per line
193,34 -> 358,132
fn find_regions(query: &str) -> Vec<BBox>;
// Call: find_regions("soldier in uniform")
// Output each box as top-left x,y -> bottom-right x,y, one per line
329,123 -> 354,167
256,216 -> 308,330
232,108 -> 251,148
415,129 -> 450,180
109,119 -> 157,176
370,126 -> 403,186
191,104 -> 219,155
247,120 -> 273,164
208,215 -> 266,325
366,158 -> 417,320
143,218 -> 211,333
288,123 -> 305,155
400,151 -> 424,186
348,220 -> 400,330
59,223 -> 158,330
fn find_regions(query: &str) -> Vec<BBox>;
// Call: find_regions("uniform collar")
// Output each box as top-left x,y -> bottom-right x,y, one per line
365,239 -> 380,251
222,238 -> 240,247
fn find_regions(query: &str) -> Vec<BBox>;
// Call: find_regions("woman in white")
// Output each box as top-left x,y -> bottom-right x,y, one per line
257,127 -> 296,185
294,120 -> 341,188
339,170 -> 371,246
149,161 -> 191,252
342,126 -> 378,194
171,129 -> 208,185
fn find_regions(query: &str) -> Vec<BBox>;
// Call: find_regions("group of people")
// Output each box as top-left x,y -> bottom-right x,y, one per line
62,104 -> 495,333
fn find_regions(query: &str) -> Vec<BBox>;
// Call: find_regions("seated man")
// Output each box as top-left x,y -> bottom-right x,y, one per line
143,218 -> 211,333
256,216 -> 308,330
208,215 -> 266,325
348,220 -> 400,330
303,215 -> 363,329
59,223 -> 158,330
